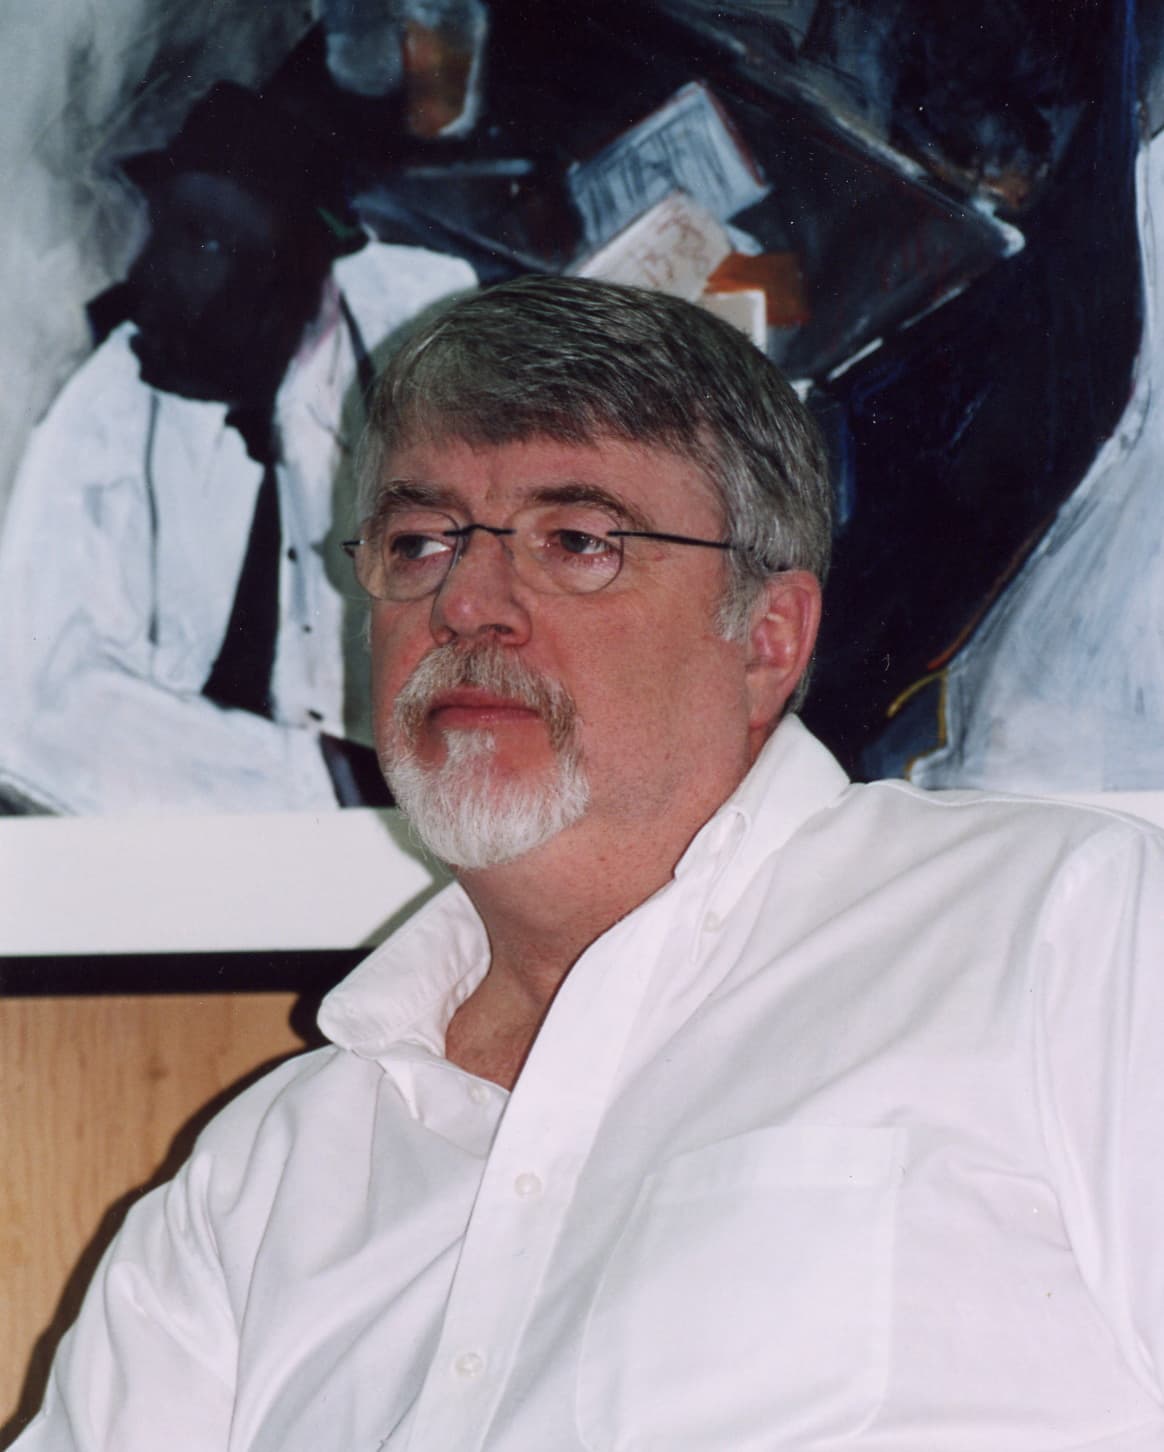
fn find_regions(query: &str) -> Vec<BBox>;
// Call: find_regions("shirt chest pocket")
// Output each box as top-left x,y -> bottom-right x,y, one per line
576,1125 -> 904,1451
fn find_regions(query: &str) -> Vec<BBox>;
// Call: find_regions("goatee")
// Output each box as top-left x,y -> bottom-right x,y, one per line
380,643 -> 590,869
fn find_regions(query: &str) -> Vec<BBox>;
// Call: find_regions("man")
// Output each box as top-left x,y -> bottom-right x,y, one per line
15,277 -> 1164,1449
0,83 -> 473,814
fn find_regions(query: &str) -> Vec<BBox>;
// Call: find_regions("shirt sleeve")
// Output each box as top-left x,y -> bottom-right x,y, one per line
1034,818 -> 1164,1406
0,650 -> 339,816
10,1163 -> 237,1452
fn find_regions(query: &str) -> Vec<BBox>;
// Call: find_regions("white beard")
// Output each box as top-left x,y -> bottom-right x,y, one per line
380,646 -> 590,869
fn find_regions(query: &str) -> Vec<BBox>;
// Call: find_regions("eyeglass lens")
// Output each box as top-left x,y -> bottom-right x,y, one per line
352,506 -> 627,600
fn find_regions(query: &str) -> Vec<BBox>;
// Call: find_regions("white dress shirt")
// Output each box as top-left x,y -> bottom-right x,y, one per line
16,718 -> 1164,1449
0,244 -> 474,814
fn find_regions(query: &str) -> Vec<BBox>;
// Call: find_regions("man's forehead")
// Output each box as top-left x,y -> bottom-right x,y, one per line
380,431 -> 721,521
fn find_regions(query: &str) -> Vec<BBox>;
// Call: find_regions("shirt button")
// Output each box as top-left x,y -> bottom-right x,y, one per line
454,1351 -> 485,1379
467,1082 -> 490,1105
513,1171 -> 543,1199
703,910 -> 722,932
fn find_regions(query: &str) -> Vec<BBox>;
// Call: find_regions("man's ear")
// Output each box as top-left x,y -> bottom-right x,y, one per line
743,571 -> 822,736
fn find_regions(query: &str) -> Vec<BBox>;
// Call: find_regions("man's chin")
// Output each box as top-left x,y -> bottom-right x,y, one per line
381,738 -> 591,871
406,727 -> 558,783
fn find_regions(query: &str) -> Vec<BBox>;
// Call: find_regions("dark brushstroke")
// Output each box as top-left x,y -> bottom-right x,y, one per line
802,0 -> 1142,774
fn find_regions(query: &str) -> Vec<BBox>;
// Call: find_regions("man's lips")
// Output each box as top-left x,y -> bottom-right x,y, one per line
427,689 -> 542,729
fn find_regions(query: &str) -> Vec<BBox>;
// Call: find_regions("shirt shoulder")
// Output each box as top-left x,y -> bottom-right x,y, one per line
18,325 -> 150,468
832,776 -> 1164,909
196,1042 -> 338,1133
852,774 -> 1161,844
176,1045 -> 352,1201
11,322 -> 229,502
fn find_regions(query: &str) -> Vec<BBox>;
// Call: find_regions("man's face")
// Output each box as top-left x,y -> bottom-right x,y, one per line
125,171 -> 327,407
370,433 -> 773,870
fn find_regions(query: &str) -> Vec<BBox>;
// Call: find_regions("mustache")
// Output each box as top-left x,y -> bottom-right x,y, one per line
393,643 -> 580,753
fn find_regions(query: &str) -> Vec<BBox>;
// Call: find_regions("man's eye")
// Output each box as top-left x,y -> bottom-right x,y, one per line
389,532 -> 450,562
553,529 -> 615,557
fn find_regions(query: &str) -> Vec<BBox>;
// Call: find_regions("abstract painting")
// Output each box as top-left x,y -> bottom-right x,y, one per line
0,0 -> 1156,815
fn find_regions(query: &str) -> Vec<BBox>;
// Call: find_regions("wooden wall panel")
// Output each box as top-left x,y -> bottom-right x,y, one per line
1,993 -> 309,1441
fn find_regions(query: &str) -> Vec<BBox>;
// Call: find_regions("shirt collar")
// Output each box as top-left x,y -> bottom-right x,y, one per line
673,715 -> 850,885
318,880 -> 489,1057
319,718 -> 850,1055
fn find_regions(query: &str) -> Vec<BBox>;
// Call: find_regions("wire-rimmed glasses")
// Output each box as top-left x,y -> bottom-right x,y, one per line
342,502 -> 739,601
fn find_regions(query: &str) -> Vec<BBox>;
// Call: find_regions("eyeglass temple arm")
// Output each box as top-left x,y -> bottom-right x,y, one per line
608,530 -> 735,551
342,528 -> 740,553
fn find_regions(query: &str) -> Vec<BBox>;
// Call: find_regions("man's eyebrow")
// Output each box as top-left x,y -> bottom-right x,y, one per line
374,478 -> 657,532
529,483 -> 654,532
373,478 -> 458,512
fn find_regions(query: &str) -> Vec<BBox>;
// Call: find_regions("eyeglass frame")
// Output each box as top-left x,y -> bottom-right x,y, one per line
341,511 -> 755,602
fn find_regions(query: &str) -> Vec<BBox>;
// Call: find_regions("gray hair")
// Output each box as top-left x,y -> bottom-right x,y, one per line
358,275 -> 832,705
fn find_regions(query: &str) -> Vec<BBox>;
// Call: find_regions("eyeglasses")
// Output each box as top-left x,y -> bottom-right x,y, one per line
342,502 -> 739,601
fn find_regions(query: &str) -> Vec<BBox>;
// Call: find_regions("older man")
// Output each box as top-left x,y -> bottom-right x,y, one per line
17,278 -> 1164,1450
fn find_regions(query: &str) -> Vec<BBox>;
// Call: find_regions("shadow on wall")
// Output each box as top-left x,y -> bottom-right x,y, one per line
0,999 -> 325,1447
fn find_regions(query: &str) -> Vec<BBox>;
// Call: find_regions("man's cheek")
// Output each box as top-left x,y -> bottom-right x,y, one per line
368,616 -> 405,698
370,664 -> 406,753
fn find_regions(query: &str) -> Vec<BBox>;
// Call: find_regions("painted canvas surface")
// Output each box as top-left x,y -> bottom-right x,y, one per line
0,0 -> 1156,816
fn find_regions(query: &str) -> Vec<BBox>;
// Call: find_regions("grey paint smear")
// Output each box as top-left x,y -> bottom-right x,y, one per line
0,0 -> 309,532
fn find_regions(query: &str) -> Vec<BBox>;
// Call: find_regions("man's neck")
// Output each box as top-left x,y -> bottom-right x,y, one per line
442,810 -> 714,1088
437,721 -> 773,1087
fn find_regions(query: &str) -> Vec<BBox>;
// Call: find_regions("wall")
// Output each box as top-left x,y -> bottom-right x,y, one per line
0,993 -> 308,1440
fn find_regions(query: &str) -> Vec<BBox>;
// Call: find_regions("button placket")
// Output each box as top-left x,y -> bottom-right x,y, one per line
401,911 -> 663,1452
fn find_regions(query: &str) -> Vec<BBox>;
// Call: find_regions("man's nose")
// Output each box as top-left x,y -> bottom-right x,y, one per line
429,528 -> 532,645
